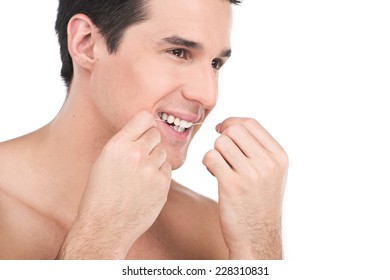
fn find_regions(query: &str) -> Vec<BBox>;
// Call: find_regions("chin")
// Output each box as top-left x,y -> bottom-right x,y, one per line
166,152 -> 187,170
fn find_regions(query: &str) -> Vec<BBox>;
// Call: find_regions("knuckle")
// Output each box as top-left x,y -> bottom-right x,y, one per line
143,163 -> 154,175
202,150 -> 215,165
261,153 -> 288,177
203,150 -> 222,169
244,118 -> 259,127
261,156 -> 279,176
278,151 -> 289,169
214,135 -> 228,150
214,137 -> 223,150
244,167 -> 260,182
129,147 -> 143,162
224,124 -> 243,138
102,137 -> 123,156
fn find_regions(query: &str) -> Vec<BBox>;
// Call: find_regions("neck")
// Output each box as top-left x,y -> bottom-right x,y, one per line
27,83 -> 115,218
49,88 -> 113,166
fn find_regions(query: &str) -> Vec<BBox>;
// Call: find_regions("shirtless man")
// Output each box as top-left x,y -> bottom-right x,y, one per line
0,0 -> 288,259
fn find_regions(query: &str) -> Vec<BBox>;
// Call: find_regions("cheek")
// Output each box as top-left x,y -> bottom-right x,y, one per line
91,54 -> 184,130
133,60 -> 182,98
116,56 -> 179,99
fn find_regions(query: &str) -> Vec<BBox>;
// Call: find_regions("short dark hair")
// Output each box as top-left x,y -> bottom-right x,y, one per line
55,0 -> 242,89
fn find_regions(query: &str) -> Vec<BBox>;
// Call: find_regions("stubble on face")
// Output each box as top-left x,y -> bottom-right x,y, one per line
90,0 -> 233,169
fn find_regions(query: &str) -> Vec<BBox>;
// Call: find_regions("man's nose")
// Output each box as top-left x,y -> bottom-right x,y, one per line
182,63 -> 218,109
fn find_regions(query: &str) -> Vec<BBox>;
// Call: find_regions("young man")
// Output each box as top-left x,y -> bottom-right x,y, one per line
0,0 -> 288,259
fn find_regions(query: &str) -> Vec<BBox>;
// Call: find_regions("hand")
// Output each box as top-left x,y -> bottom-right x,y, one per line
58,111 -> 171,259
203,117 -> 288,259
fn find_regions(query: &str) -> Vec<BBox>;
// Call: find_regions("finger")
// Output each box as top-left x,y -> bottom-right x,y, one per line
117,111 -> 157,141
149,145 -> 167,168
160,161 -> 172,174
214,134 -> 250,172
159,162 -> 172,188
138,127 -> 161,154
202,149 -> 232,181
217,118 -> 284,153
222,124 -> 269,160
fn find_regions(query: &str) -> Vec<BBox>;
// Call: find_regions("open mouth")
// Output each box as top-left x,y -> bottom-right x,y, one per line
158,112 -> 194,133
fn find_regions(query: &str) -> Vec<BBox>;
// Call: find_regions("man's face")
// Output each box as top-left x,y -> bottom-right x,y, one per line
90,0 -> 233,169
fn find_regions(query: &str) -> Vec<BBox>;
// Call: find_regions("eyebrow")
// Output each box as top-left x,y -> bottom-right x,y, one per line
161,35 -> 202,49
160,35 -> 232,58
220,49 -> 232,58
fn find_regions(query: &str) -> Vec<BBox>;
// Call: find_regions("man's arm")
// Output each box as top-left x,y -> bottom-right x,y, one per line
203,117 -> 288,259
57,111 -> 171,259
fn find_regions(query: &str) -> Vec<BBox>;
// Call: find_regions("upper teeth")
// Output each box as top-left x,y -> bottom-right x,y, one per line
159,113 -> 193,129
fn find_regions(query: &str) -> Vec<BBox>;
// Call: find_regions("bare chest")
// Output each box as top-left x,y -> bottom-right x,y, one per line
125,229 -> 201,260
0,191 -> 66,259
1,201 -> 207,260
0,185 -> 225,260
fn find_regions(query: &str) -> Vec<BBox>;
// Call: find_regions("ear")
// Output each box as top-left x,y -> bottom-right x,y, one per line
67,14 -> 97,71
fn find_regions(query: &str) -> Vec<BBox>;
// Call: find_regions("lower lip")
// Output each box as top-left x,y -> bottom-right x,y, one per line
157,121 -> 192,142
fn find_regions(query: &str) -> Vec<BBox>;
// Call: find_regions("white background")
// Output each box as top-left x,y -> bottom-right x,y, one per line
0,0 -> 389,273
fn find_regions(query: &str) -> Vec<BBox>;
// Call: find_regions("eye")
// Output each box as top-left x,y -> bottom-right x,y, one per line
168,48 -> 189,59
211,58 -> 224,70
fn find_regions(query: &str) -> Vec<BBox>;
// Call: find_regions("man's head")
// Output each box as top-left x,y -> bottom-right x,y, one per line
56,0 -> 239,169
55,0 -> 241,89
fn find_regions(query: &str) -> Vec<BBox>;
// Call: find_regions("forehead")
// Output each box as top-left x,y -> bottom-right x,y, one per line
147,0 -> 232,22
139,0 -> 233,48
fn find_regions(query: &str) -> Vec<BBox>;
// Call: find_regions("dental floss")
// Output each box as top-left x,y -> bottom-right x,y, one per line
155,119 -> 219,126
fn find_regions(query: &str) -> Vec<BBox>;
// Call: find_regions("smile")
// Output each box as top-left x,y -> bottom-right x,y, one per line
158,112 -> 194,133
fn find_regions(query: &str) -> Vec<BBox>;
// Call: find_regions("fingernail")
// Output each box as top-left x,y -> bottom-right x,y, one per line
216,123 -> 221,133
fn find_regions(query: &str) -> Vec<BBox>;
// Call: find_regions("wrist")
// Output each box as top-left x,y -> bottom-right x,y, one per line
227,222 -> 283,260
57,219 -> 136,259
228,246 -> 255,260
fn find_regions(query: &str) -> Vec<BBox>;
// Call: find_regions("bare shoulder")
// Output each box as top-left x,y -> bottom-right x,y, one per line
0,138 -> 64,259
0,139 -> 19,193
0,137 -> 31,199
160,180 -> 228,259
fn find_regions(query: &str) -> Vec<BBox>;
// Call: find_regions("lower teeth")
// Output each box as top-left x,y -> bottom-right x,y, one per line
172,124 -> 186,133
163,122 -> 186,133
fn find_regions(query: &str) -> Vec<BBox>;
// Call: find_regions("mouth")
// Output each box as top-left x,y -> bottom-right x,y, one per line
158,112 -> 194,133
